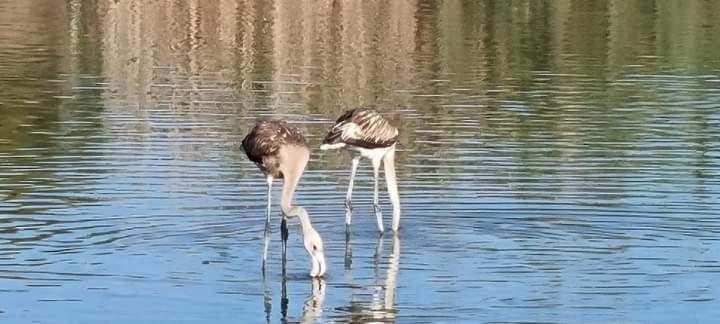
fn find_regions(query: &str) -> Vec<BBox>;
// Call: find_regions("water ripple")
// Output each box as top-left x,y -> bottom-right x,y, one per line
1,0 -> 720,323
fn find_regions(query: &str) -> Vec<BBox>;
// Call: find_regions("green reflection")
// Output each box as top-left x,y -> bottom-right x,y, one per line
0,0 -> 105,212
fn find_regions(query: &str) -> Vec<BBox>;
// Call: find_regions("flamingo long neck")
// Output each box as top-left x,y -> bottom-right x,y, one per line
383,146 -> 401,231
281,173 -> 313,231
280,175 -> 297,216
279,145 -> 309,216
295,209 -> 314,232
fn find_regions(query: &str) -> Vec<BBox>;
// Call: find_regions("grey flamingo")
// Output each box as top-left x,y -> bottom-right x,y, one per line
242,120 -> 326,277
320,107 -> 401,232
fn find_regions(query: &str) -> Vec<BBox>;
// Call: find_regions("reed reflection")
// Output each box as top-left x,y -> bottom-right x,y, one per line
89,0 -> 720,194
1,0 -> 717,322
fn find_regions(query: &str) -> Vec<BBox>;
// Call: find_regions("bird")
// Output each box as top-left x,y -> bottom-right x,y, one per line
320,107 -> 401,232
242,119 -> 326,277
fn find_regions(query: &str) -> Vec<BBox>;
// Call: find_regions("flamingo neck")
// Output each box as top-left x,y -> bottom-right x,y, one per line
281,174 -> 297,215
281,176 -> 314,231
295,210 -> 313,233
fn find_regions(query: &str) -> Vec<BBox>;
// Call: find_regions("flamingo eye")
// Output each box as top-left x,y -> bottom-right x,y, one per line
312,245 -> 317,251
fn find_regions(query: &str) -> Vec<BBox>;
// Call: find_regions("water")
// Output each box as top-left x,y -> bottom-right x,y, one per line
1,0 -> 720,323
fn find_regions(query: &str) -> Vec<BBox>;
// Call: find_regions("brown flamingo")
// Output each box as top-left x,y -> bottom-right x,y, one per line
320,107 -> 401,232
242,120 -> 326,277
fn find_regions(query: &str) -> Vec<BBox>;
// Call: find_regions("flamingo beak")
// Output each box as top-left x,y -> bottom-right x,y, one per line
310,251 -> 326,277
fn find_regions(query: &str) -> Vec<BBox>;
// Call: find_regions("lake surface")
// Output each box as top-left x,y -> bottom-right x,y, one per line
1,0 -> 720,323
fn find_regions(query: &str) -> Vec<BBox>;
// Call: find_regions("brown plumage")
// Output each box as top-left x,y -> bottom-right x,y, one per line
242,119 -> 309,178
322,107 -> 398,149
321,107 -> 402,233
241,119 -> 326,277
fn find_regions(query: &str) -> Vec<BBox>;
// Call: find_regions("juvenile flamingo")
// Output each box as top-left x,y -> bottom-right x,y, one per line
242,120 -> 326,277
320,107 -> 401,232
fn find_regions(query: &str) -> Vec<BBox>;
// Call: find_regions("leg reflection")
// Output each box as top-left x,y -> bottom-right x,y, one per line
370,233 -> 400,321
263,277 -> 271,324
263,260 -> 326,323
339,233 -> 402,322
373,232 -> 385,270
344,226 -> 352,269
384,233 -> 400,310
280,272 -> 288,322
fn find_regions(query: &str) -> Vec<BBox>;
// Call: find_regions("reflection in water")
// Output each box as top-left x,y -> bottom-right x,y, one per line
264,275 -> 326,324
338,234 -> 401,322
344,228 -> 353,270
1,0 -> 720,323
385,235 -> 400,314
262,273 -> 290,323
263,280 -> 271,324
371,234 -> 400,322
301,278 -> 326,324
281,276 -> 288,322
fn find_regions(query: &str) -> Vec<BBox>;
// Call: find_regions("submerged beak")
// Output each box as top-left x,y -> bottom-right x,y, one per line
310,251 -> 326,278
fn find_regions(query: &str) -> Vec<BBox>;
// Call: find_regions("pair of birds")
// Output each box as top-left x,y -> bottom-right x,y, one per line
242,107 -> 401,278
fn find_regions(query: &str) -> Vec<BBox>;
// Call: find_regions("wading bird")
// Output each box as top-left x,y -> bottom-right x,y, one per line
320,107 -> 401,232
242,120 -> 326,277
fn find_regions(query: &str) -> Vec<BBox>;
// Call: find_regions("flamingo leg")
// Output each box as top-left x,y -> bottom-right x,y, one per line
371,156 -> 384,232
383,146 -> 401,232
262,176 -> 273,272
345,156 -> 360,227
281,213 -> 288,274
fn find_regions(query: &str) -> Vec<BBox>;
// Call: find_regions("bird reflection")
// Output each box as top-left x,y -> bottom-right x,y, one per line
281,275 -> 289,322
370,233 -> 400,321
301,278 -> 326,323
340,233 -> 401,322
263,273 -> 326,323
373,233 -> 385,269
261,270 -> 289,324
263,279 -> 272,324
344,226 -> 352,269
263,234 -> 401,323
384,234 -> 400,311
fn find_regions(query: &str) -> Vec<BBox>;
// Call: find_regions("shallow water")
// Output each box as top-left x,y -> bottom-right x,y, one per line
1,0 -> 720,323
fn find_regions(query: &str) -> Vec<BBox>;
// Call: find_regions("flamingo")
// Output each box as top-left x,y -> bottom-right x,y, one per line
242,119 -> 326,277
320,107 -> 401,232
